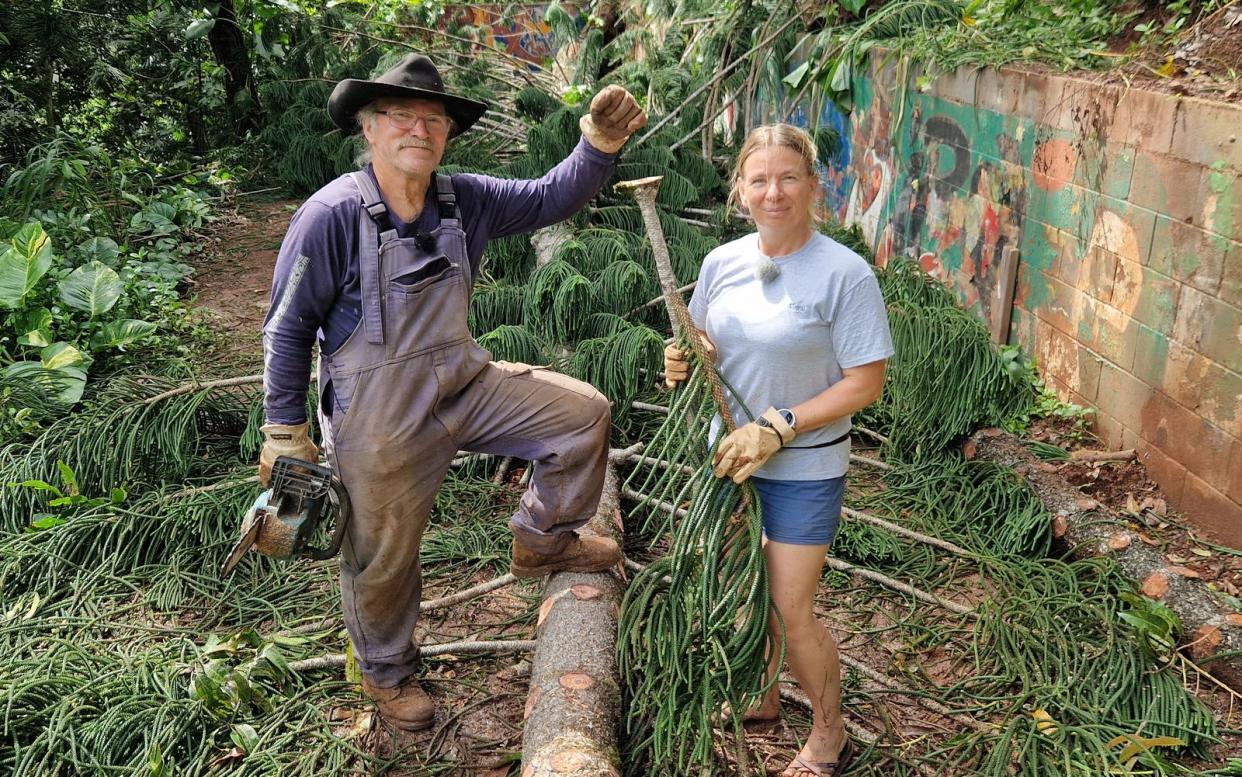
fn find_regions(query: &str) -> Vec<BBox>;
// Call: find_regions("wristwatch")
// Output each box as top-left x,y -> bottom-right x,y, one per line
778,408 -> 797,429
756,408 -> 797,431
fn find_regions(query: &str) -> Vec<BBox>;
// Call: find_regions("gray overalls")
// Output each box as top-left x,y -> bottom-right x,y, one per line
319,171 -> 610,687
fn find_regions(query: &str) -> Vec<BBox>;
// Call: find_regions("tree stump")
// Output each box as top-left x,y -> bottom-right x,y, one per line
521,465 -> 625,776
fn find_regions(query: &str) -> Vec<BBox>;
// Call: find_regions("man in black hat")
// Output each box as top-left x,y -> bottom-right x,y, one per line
257,53 -> 646,729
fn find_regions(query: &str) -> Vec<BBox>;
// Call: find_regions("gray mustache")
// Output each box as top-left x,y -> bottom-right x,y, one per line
398,141 -> 434,150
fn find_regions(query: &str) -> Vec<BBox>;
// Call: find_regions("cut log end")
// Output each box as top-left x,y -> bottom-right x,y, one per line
559,672 -> 596,691
1141,572 -> 1170,599
614,175 -> 663,190
570,583 -> 603,600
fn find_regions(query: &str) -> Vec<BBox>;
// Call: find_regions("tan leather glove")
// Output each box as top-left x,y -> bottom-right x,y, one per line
259,422 -> 320,486
712,408 -> 796,484
663,335 -> 717,389
579,85 -> 647,154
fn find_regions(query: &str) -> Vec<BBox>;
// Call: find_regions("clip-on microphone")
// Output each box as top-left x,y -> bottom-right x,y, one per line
415,231 -> 438,253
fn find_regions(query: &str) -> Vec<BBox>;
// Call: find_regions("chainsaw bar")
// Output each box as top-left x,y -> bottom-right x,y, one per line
220,509 -> 264,578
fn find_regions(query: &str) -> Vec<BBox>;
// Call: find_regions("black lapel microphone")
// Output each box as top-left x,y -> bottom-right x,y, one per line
415,231 -> 438,252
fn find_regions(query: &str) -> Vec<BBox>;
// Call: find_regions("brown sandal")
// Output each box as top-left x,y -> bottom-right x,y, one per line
784,738 -> 856,777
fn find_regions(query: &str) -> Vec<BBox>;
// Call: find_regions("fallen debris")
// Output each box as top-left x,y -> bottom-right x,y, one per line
967,428 -> 1242,690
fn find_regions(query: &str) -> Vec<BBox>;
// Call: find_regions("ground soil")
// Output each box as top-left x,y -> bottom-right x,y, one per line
189,198 -> 298,375
1066,1 -> 1242,100
1025,417 -> 1242,597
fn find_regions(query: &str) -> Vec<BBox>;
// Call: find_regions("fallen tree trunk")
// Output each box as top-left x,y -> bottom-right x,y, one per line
521,464 -> 625,777
967,428 -> 1242,690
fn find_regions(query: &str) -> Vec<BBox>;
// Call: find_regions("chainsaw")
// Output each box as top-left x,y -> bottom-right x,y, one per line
219,456 -> 352,578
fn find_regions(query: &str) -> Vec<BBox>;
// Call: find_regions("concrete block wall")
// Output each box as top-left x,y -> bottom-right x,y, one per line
777,57 -> 1242,545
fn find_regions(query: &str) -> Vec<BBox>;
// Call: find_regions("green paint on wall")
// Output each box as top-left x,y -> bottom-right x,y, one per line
1207,160 -> 1236,240
1134,325 -> 1170,387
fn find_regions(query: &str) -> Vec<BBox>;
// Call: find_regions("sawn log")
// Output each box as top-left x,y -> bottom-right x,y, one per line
520,464 -> 625,776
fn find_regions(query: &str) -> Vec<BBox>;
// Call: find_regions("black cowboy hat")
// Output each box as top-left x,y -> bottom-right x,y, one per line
327,54 -> 489,137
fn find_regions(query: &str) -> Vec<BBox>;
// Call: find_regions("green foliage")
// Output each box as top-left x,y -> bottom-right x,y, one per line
256,80 -> 355,194
1004,375 -> 1095,441
567,323 -> 664,423
620,359 -> 776,776
879,296 -> 1035,456
514,85 -> 561,121
11,459 -> 127,529
1118,592 -> 1180,661
477,324 -> 549,365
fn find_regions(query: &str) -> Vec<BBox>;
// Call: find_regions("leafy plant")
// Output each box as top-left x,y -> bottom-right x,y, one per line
9,459 -> 127,529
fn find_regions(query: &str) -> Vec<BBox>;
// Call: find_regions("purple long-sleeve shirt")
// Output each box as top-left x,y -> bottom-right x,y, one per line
262,137 -> 616,425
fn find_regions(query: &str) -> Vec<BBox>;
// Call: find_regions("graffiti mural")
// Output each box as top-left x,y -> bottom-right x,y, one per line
826,82 -> 1032,326
791,55 -> 1242,539
443,3 -> 575,65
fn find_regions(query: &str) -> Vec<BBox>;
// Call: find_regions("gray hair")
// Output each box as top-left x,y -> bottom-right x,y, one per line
353,104 -> 379,167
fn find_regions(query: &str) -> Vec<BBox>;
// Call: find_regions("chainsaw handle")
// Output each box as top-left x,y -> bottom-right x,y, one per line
305,476 -> 351,561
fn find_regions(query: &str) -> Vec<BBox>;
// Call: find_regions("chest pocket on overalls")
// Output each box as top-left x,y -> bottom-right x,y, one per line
386,249 -> 456,295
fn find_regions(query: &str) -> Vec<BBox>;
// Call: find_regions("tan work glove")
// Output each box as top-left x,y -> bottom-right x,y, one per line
663,335 -> 717,389
258,422 -> 320,486
712,408 -> 796,483
579,85 -> 647,154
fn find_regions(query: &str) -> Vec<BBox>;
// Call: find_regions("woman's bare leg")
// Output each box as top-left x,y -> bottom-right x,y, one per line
763,540 -> 847,774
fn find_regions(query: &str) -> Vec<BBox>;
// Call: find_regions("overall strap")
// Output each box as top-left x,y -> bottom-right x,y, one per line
351,170 -> 400,243
350,171 -> 391,345
434,173 -> 460,226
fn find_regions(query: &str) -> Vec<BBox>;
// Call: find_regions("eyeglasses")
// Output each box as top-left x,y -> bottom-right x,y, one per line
376,109 -> 452,134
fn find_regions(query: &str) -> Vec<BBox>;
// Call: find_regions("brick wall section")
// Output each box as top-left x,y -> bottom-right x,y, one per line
812,58 -> 1242,545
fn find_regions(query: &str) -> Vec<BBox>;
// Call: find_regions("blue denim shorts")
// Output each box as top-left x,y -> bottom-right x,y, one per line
750,475 -> 846,546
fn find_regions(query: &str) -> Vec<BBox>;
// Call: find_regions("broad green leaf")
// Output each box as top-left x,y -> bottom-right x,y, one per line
90,319 -> 157,350
51,365 -> 86,405
840,0 -> 866,13
41,342 -> 87,370
13,479 -> 61,494
260,643 -> 290,675
185,18 -> 216,40
147,742 -> 165,776
829,57 -> 853,93
782,62 -> 811,89
78,236 -> 120,264
14,307 -> 53,347
146,201 -> 178,221
110,486 -> 126,504
29,515 -> 65,529
59,261 -> 123,315
231,723 -> 260,755
55,459 -> 77,492
0,223 -> 54,308
6,361 -> 89,406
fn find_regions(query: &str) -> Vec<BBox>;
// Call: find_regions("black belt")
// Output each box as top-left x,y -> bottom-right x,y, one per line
784,430 -> 851,450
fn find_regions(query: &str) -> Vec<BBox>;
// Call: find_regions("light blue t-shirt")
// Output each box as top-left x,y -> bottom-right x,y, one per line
688,231 -> 893,480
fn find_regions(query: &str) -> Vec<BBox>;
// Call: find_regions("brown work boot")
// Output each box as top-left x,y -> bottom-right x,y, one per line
510,532 -> 622,578
361,674 -> 435,731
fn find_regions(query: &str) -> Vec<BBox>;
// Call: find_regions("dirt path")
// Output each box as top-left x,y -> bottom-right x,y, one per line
189,198 -> 299,375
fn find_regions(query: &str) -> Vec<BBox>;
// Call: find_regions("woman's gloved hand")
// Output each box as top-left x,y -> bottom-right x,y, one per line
712,407 -> 796,483
663,334 -> 716,389
258,422 -> 320,486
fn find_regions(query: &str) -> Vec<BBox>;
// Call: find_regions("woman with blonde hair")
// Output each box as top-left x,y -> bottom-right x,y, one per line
665,123 -> 892,777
